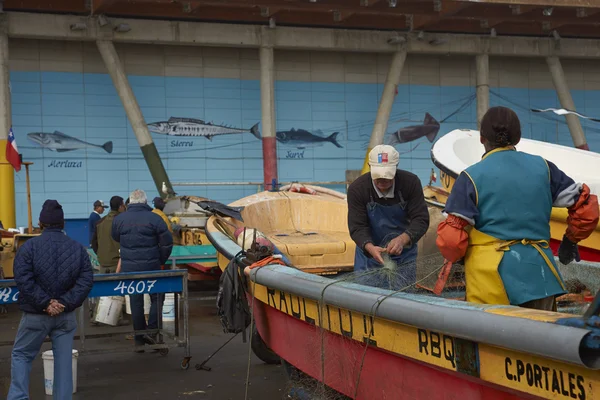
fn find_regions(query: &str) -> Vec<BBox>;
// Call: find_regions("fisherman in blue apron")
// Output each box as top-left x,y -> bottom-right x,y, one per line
347,145 -> 430,290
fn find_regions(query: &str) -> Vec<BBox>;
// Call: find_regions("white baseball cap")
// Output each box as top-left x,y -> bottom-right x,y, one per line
368,145 -> 399,180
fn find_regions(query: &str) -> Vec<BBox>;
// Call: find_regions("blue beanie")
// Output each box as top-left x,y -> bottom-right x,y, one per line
39,199 -> 64,225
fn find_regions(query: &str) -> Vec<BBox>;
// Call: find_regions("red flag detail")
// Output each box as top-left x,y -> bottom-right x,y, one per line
6,127 -> 21,172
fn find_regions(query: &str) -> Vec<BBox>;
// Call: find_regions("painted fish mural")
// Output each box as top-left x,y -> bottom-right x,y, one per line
387,113 -> 440,145
147,117 -> 261,141
27,131 -> 113,153
276,129 -> 342,149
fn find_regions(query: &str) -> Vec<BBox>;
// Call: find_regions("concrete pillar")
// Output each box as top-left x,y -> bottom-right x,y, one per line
96,40 -> 174,197
476,54 -> 489,130
260,45 -> 278,190
361,50 -> 407,175
546,56 -> 589,150
0,22 -> 15,229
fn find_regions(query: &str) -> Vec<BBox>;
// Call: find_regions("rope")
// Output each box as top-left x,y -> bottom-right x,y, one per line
351,259 -> 452,399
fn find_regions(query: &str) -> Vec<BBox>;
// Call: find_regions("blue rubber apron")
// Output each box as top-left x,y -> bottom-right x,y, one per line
353,191 -> 418,290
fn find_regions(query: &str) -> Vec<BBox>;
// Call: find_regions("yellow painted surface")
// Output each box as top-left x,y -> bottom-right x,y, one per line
207,188 -> 356,273
0,139 -> 16,229
360,147 -> 373,175
484,305 -> 575,323
251,281 -> 600,400
252,282 -> 457,372
479,345 -> 598,400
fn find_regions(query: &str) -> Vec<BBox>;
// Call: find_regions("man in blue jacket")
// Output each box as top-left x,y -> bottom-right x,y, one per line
112,189 -> 173,350
8,200 -> 93,400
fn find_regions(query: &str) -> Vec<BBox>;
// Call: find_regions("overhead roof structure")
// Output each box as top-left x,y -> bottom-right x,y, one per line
4,0 -> 600,39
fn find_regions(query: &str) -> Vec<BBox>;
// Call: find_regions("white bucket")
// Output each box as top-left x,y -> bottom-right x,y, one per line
162,293 -> 175,322
125,294 -> 151,315
42,349 -> 78,395
93,296 -> 125,326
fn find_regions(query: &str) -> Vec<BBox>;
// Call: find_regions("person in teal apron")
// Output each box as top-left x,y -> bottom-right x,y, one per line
436,106 -> 599,310
347,145 -> 430,290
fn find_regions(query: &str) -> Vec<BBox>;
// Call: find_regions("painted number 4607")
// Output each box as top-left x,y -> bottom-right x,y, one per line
113,280 -> 157,295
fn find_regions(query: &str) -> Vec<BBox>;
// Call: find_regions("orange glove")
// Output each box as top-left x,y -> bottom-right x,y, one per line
436,215 -> 470,263
566,184 -> 599,243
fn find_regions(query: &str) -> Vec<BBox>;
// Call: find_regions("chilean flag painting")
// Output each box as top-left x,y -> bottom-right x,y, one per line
6,127 -> 21,172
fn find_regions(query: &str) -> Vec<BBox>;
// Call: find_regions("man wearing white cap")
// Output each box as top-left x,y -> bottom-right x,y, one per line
347,145 -> 430,288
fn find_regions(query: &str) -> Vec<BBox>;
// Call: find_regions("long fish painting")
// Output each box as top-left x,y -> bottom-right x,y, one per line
276,129 -> 343,149
147,117 -> 261,141
28,131 -> 113,153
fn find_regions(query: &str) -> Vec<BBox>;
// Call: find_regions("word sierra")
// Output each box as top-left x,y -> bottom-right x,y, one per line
505,356 -> 586,400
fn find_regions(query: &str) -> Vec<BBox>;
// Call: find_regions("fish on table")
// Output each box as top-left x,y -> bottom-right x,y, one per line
27,131 -> 113,153
147,117 -> 261,140
387,113 -> 440,145
276,129 -> 343,149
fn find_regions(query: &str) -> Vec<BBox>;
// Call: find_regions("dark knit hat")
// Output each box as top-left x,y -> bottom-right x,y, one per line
39,200 -> 64,225
153,197 -> 165,210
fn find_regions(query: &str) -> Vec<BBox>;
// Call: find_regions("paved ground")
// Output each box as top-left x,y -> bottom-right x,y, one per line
0,285 -> 289,399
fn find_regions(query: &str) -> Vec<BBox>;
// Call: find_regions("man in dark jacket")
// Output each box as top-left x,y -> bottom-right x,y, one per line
8,200 -> 93,400
91,196 -> 125,273
88,200 -> 107,247
112,189 -> 173,350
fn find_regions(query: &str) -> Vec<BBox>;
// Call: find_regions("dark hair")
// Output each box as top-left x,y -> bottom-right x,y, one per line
153,197 -> 166,211
110,196 -> 124,211
480,106 -> 521,148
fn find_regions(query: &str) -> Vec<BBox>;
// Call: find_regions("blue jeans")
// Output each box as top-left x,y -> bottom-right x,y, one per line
130,293 -> 164,345
8,311 -> 77,400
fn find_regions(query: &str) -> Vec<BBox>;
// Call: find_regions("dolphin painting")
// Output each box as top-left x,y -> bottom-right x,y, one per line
27,131 -> 113,153
276,129 -> 343,149
387,113 -> 440,145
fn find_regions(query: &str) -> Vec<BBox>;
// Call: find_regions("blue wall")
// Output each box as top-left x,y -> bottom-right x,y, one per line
10,70 -> 599,227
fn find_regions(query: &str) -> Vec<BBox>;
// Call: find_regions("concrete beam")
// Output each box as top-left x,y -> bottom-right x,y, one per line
0,15 -> 15,229
96,40 -> 175,198
361,50 -> 407,175
6,11 -> 600,59
259,31 -> 278,190
476,54 -> 490,129
546,56 -> 589,150
453,0 -> 600,7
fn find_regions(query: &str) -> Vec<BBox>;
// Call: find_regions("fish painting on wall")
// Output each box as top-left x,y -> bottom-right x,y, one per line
147,117 -> 261,141
387,113 -> 440,146
276,129 -> 343,149
28,132 -> 113,153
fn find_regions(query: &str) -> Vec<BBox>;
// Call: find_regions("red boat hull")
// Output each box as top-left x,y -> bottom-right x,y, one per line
252,299 -> 542,400
549,239 -> 600,263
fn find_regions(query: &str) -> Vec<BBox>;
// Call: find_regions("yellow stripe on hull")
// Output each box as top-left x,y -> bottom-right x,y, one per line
252,282 -> 600,400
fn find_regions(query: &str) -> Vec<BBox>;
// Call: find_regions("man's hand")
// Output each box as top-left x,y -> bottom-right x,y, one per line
45,299 -> 65,317
386,234 -> 410,256
116,258 -> 122,274
364,243 -> 386,265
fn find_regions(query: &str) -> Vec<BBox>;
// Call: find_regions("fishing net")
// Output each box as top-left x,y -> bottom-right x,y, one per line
272,252 -> 600,399
274,251 -> 467,400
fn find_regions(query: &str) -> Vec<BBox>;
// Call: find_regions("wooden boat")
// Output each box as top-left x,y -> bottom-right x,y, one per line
427,128 -> 600,262
206,183 -> 600,399
206,184 -> 355,275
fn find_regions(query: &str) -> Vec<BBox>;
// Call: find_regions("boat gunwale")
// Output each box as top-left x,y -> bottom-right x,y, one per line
248,264 -> 600,370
